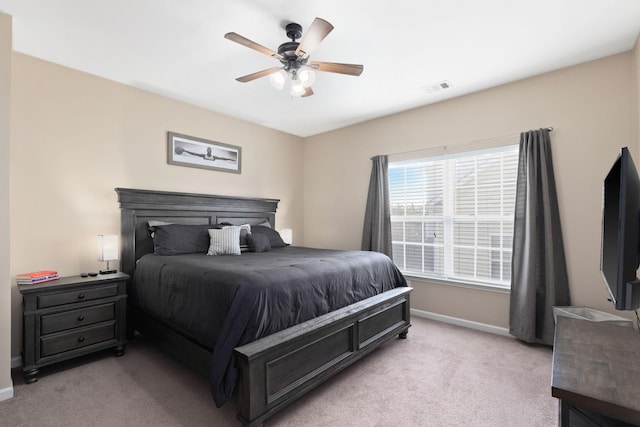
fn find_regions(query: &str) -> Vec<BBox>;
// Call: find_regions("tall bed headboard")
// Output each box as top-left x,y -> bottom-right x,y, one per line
115,188 -> 279,276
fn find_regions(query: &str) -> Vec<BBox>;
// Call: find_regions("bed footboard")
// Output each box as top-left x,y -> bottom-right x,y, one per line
234,286 -> 412,427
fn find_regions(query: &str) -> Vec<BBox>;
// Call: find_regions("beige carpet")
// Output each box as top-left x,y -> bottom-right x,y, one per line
0,316 -> 557,426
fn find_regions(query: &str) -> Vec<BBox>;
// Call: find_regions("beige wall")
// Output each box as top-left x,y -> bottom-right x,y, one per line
0,13 -> 13,398
9,53 -> 304,357
304,52 -> 636,328
6,32 -> 640,361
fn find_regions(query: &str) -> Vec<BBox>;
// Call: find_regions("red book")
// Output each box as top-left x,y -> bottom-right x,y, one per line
17,275 -> 59,285
16,270 -> 58,280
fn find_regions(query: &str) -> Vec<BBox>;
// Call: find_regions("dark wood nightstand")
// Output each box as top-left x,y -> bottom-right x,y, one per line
19,272 -> 129,383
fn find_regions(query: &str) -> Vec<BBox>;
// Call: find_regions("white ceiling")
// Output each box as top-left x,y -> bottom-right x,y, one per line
1,0 -> 640,137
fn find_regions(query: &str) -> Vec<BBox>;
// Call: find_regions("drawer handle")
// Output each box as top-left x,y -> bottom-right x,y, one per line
78,336 -> 85,343
77,293 -> 85,300
77,315 -> 85,321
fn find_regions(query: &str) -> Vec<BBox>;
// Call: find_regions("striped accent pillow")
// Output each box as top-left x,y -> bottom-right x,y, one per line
207,226 -> 241,256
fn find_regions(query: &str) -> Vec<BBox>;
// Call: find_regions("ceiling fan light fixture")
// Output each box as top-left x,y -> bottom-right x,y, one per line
290,78 -> 306,97
298,68 -> 315,88
225,17 -> 363,98
269,69 -> 287,90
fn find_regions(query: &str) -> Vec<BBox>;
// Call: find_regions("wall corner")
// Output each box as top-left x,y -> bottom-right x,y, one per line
0,11 -> 14,401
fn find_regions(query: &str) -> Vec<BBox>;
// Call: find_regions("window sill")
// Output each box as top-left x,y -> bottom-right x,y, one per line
403,274 -> 511,294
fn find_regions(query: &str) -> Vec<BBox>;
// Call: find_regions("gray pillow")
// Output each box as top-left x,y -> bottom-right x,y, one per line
246,233 -> 271,253
250,225 -> 287,248
152,223 -> 218,256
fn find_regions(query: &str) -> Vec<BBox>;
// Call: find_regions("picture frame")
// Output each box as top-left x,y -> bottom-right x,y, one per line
167,131 -> 242,174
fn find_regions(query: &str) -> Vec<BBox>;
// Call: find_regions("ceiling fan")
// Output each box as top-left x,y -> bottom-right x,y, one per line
224,18 -> 364,97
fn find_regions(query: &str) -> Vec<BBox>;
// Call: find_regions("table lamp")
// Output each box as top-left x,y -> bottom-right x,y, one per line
97,234 -> 118,274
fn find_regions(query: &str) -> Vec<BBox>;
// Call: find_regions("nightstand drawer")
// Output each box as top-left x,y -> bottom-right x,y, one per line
41,303 -> 115,334
40,322 -> 115,357
37,284 -> 118,308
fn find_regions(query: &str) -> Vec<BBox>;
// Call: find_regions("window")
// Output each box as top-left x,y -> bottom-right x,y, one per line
389,145 -> 519,289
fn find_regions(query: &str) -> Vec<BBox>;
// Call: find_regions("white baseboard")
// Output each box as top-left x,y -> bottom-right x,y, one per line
410,308 -> 512,338
0,383 -> 13,401
11,356 -> 21,369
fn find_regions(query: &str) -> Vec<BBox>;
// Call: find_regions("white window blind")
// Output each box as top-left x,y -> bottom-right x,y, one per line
389,145 -> 519,288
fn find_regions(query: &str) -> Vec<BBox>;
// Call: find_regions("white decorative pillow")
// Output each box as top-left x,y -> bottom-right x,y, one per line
207,226 -> 241,256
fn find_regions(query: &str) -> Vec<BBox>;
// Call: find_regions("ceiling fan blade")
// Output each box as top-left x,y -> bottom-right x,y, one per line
309,61 -> 364,76
224,32 -> 284,60
301,87 -> 314,98
295,18 -> 334,59
235,67 -> 282,83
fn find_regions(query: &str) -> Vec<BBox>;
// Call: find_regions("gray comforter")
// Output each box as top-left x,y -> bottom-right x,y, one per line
130,246 -> 407,406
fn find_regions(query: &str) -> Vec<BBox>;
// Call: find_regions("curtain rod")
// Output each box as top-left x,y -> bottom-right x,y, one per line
376,127 -> 554,159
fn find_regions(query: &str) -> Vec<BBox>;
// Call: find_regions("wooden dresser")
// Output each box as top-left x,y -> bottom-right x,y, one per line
19,272 -> 128,383
552,315 -> 640,426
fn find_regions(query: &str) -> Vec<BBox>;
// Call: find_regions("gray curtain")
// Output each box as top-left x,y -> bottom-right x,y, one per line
361,155 -> 392,256
509,128 -> 570,346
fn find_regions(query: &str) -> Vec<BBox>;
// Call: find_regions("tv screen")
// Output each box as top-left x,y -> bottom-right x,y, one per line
600,147 -> 640,311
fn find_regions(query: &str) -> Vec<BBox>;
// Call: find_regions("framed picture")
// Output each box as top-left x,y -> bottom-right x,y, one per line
167,131 -> 242,174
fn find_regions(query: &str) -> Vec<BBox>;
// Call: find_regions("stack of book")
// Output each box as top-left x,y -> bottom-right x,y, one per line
16,270 -> 59,285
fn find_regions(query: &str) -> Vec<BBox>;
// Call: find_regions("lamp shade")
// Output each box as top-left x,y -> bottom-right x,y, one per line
269,69 -> 287,90
279,228 -> 293,245
97,235 -> 118,261
290,79 -> 305,97
298,68 -> 315,88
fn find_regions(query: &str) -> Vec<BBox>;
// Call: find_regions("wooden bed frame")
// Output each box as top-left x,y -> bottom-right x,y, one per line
116,187 -> 412,427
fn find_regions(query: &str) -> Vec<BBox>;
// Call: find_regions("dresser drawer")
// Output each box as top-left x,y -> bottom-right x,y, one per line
37,284 -> 118,309
40,322 -> 115,357
40,303 -> 115,335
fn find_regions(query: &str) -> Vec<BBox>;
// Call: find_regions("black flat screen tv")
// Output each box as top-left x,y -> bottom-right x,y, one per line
601,147 -> 640,311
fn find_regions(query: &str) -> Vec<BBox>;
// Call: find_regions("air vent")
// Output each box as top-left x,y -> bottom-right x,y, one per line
423,81 -> 452,94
